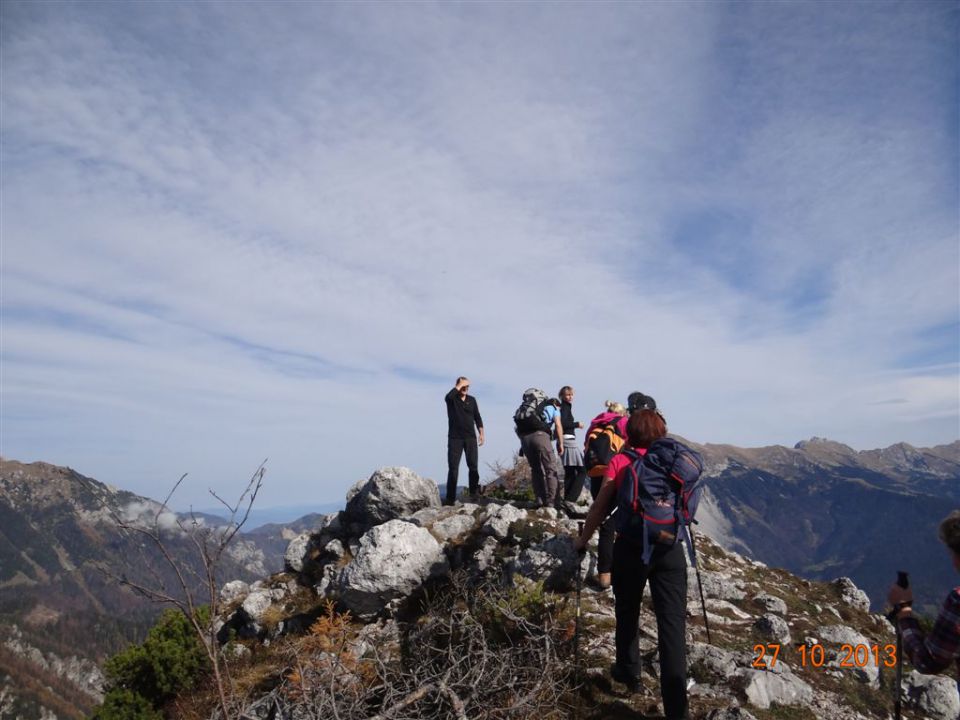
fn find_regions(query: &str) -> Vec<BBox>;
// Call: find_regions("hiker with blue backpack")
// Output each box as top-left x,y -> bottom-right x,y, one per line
513,388 -> 564,509
574,405 -> 705,720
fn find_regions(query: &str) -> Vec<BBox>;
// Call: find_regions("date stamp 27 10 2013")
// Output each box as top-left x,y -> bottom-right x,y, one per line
752,643 -> 898,670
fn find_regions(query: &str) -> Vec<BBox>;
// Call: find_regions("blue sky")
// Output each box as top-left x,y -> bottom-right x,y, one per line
2,1 -> 958,510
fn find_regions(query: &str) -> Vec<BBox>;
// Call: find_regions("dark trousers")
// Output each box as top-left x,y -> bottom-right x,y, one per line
446,437 -> 479,504
590,476 -> 615,573
612,539 -> 688,720
563,465 -> 587,501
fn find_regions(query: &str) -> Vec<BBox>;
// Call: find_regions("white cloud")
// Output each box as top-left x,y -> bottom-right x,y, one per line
120,500 -> 185,533
2,2 -> 956,509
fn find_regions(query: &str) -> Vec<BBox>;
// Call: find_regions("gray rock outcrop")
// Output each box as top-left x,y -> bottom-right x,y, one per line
220,579 -> 250,604
241,588 -> 286,624
817,624 -> 879,685
706,709 -> 759,720
513,533 -> 583,590
284,532 -> 315,573
337,519 -> 448,619
481,503 -> 527,540
209,464 -> 926,720
752,592 -> 788,615
905,671 -> 960,720
345,467 -> 441,529
832,577 -> 871,611
754,613 -> 791,644
696,570 -> 747,601
429,512 -> 476,543
735,665 -> 813,709
688,642 -> 740,680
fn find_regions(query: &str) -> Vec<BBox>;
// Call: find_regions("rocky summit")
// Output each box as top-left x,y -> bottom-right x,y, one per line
207,466 -> 957,720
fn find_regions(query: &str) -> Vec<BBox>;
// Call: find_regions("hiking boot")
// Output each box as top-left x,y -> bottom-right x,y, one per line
597,572 -> 612,589
561,500 -> 587,519
609,664 -> 639,693
587,573 -> 612,592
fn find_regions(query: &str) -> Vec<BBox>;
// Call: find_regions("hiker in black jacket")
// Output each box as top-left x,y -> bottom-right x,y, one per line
559,385 -> 587,505
444,377 -> 484,505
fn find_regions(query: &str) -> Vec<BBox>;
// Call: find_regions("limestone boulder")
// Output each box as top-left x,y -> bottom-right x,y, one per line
754,614 -> 791,644
735,666 -> 813,709
706,709 -> 759,720
337,520 -> 448,620
220,580 -> 250,605
832,577 -> 871,612
481,503 -> 528,540
752,592 -> 788,616
241,588 -> 285,624
284,532 -> 315,573
694,570 -> 746,602
818,624 -> 878,686
345,467 -> 441,529
429,512 -> 476,543
905,671 -> 960,720
688,642 -> 739,681
513,534 -> 586,591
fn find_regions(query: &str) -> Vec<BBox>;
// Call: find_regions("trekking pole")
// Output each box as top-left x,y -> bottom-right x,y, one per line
575,521 -> 585,718
886,570 -> 909,720
687,524 -> 712,645
575,522 -> 584,673
894,621 -> 903,720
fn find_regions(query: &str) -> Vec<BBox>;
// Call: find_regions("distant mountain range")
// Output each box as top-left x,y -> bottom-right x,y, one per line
0,437 -> 957,718
0,459 -> 277,718
692,437 -> 960,616
189,503 -> 343,531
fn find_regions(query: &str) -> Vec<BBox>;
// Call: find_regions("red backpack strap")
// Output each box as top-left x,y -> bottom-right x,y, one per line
620,448 -> 640,513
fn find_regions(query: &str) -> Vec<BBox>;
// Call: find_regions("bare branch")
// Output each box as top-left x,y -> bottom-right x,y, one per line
93,463 -> 270,720
209,461 -> 266,552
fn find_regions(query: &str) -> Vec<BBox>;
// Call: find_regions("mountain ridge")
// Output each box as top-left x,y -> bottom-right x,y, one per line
683,436 -> 958,619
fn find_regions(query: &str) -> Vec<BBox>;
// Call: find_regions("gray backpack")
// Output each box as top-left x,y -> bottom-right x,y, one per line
513,388 -> 551,436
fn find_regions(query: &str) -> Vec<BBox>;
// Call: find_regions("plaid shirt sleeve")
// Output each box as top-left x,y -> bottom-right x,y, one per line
899,587 -> 960,676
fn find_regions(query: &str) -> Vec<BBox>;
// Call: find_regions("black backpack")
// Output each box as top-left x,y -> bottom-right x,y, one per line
513,388 -> 552,436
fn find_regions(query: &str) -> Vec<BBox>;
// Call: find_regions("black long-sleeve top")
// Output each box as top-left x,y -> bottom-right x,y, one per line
445,388 -> 483,439
560,401 -> 578,436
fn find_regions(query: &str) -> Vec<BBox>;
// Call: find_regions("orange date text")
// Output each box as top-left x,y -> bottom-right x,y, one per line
751,643 -> 897,669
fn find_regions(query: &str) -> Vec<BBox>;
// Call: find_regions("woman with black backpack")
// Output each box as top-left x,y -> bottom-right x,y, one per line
574,408 -> 690,720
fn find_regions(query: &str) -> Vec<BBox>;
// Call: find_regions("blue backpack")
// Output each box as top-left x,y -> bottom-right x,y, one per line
615,437 -> 705,565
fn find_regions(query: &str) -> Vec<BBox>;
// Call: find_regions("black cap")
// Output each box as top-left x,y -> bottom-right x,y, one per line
627,392 -> 656,412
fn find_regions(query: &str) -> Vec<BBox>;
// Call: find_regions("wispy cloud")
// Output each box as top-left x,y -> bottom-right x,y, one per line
2,1 -> 957,508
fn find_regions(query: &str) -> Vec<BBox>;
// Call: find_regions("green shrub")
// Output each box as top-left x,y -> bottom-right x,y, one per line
90,688 -> 162,720
91,608 -> 209,719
